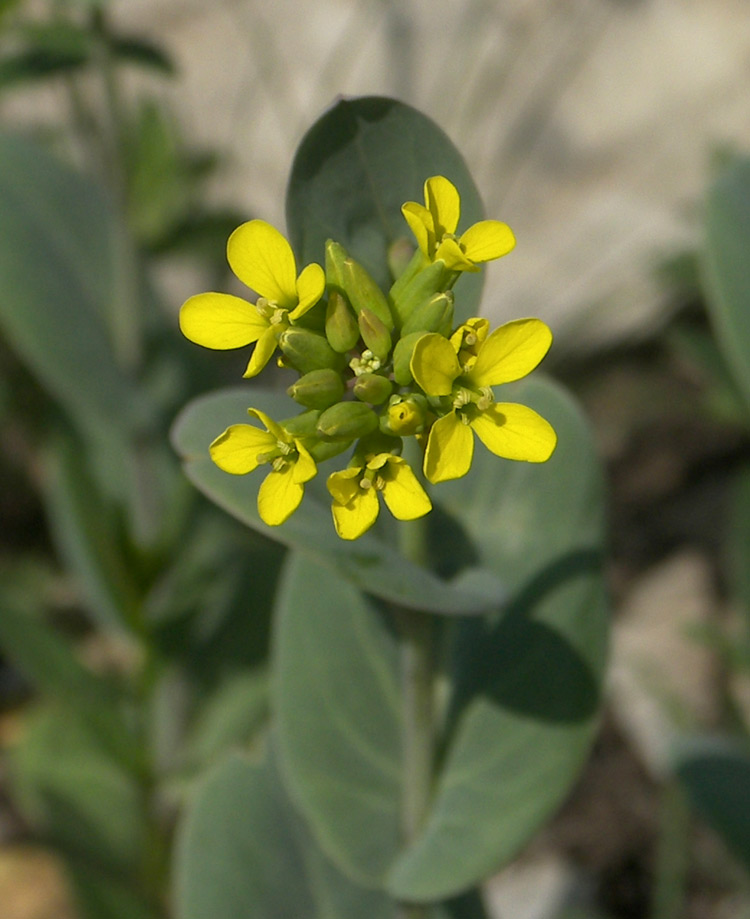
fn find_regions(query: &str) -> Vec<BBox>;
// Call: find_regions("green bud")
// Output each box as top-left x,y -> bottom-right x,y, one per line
317,401 -> 379,441
381,394 -> 429,437
353,373 -> 393,405
342,257 -> 394,330
392,331 -> 427,385
401,290 -> 454,337
307,438 -> 353,463
287,368 -> 345,410
388,246 -> 426,304
352,430 -> 402,465
389,259 -> 448,328
278,327 -> 345,375
325,290 -> 360,353
279,409 -> 321,437
358,307 -> 392,362
325,239 -> 349,291
387,237 -> 416,282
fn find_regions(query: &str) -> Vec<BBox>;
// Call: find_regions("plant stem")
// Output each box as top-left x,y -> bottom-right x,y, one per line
396,516 -> 434,919
650,779 -> 690,919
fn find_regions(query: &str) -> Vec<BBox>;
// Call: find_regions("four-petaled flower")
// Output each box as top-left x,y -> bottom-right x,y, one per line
327,454 -> 432,541
410,318 -> 557,483
179,220 -> 325,377
401,176 -> 515,273
210,408 -> 317,526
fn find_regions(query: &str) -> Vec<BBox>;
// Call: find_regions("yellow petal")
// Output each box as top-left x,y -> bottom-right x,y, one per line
449,317 -> 490,354
331,486 -> 380,540
471,402 -> 557,462
210,423 -> 275,474
459,220 -> 515,264
425,176 -> 460,237
292,441 -> 317,484
401,202 -> 434,258
257,466 -> 304,525
410,333 -> 461,396
246,407 -> 285,442
467,318 -> 552,387
327,467 -> 362,505
434,237 -> 479,272
179,293 -> 268,349
423,412 -> 474,484
381,457 -> 432,520
289,262 -> 325,319
227,220 -> 298,308
243,325 -> 280,378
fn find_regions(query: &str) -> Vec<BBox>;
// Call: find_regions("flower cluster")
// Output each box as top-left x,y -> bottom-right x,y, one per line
180,176 -> 557,540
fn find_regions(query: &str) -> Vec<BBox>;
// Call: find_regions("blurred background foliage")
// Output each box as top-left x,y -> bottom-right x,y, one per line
1,1 -> 750,918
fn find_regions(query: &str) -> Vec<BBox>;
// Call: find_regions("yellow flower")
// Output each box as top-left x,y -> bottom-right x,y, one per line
401,176 -> 515,272
209,408 -> 317,526
410,318 -> 557,483
327,454 -> 432,541
179,220 -> 325,378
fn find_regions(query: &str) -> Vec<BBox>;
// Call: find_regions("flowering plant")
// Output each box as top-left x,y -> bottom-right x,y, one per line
172,97 -> 608,919
180,174 -> 557,539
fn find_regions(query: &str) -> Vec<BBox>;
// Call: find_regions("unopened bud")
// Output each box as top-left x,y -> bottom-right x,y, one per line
317,401 -> 379,441
325,290 -> 360,353
389,259 -> 448,328
325,239 -> 349,292
384,395 -> 429,437
279,410 -> 320,438
392,331 -> 426,385
353,373 -> 393,405
401,290 -> 454,337
287,368 -> 345,409
358,307 -> 392,362
387,237 -> 416,283
308,438 -> 353,463
278,327 -> 345,375
341,257 -> 394,330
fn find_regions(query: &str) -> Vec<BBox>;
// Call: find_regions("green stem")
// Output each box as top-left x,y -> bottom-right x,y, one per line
396,516 -> 434,919
90,8 -> 143,373
650,779 -> 690,919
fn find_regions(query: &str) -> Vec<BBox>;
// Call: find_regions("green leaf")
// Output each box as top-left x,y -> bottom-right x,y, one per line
173,751 -> 396,919
388,377 -> 607,900
274,553 -> 402,886
43,434 -> 141,633
65,866 -> 159,919
273,377 -> 607,898
726,465 -> 750,636
0,132 -> 142,439
701,156 -> 750,412
11,704 -> 146,874
171,386 -> 505,616
674,737 -> 750,872
184,669 -> 269,771
286,96 -> 485,323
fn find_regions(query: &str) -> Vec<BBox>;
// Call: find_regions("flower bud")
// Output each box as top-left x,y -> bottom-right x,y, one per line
353,373 -> 393,405
358,307 -> 392,362
387,237 -> 416,282
279,409 -> 321,437
287,368 -> 345,409
392,331 -> 426,385
341,257 -> 394,330
325,290 -> 360,353
307,438 -> 353,463
401,290 -> 454,337
383,395 -> 429,437
389,259 -> 448,328
317,401 -> 379,441
325,239 -> 349,291
278,327 -> 345,375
